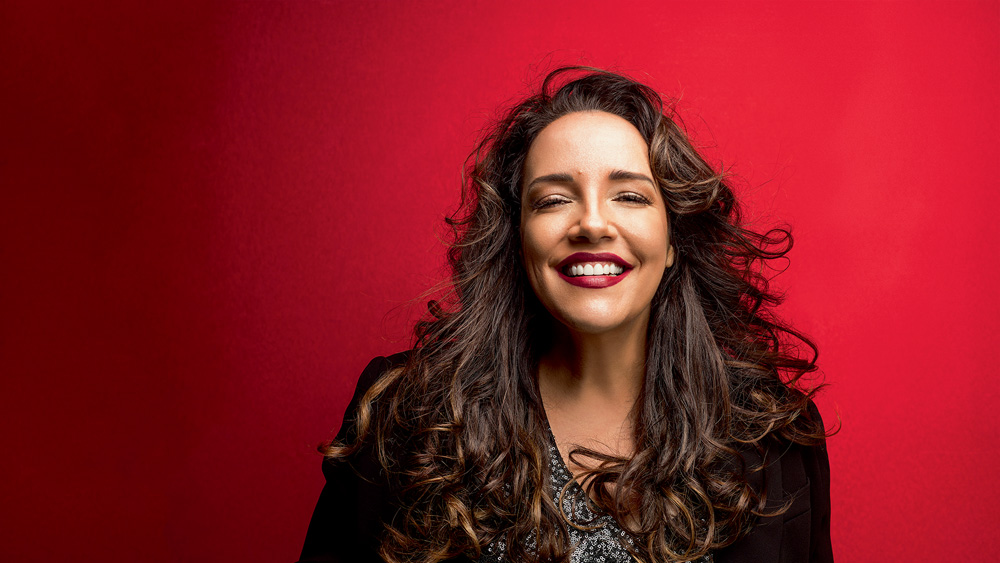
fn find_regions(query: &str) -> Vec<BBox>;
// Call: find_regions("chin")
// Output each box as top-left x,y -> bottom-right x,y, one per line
552,314 -> 634,336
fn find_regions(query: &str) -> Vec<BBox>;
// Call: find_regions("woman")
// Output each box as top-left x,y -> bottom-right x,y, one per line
299,68 -> 832,563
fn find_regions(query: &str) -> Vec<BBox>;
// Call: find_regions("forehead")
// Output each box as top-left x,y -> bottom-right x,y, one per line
524,111 -> 651,177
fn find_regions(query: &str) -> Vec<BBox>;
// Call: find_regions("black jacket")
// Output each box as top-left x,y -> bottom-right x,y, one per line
299,354 -> 833,563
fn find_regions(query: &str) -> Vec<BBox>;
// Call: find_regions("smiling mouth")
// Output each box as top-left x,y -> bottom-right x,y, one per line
556,252 -> 633,288
563,262 -> 626,277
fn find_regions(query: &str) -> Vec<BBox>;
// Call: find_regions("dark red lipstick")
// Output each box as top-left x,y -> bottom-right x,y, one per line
556,252 -> 632,288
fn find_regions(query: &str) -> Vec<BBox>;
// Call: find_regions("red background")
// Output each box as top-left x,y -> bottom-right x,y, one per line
2,1 -> 998,561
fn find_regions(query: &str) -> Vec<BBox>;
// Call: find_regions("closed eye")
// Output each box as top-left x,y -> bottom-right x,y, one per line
531,195 -> 572,210
615,192 -> 653,205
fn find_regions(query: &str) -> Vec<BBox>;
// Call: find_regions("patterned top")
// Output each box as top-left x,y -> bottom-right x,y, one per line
477,428 -> 713,563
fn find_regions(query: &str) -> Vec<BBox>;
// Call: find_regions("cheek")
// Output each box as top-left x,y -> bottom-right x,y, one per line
656,219 -> 671,263
625,215 -> 671,261
519,223 -> 544,285
520,219 -> 561,294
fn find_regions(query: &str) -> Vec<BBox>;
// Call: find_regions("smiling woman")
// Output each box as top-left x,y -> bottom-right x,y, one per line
298,68 -> 832,563
521,111 -> 673,337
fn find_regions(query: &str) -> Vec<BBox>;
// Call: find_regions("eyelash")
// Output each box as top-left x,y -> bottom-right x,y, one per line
532,196 -> 570,210
531,192 -> 652,209
616,193 -> 652,205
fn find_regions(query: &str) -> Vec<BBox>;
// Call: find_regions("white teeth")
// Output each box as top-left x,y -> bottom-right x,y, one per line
566,262 -> 625,277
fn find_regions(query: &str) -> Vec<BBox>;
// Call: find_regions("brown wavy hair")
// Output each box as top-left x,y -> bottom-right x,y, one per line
325,67 -> 828,562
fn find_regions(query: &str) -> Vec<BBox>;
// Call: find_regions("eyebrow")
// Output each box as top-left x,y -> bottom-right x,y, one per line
608,169 -> 655,185
525,169 -> 655,192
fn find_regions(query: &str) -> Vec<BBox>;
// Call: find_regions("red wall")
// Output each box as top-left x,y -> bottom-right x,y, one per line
2,1 -> 998,561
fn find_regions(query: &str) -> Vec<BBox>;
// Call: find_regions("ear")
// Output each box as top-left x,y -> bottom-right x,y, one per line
665,244 -> 676,268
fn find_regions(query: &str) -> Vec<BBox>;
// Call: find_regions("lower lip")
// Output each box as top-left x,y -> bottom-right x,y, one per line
557,269 -> 630,288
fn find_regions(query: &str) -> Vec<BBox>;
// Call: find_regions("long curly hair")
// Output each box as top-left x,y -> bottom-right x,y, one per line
325,67 -> 827,562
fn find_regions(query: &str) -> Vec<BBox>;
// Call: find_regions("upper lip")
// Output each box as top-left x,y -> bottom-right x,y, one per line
556,252 -> 633,269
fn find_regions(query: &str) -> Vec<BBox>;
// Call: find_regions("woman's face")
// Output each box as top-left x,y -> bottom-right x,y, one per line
520,111 -> 674,336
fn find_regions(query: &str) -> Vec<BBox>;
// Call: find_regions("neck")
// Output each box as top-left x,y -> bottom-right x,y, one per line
538,317 -> 649,409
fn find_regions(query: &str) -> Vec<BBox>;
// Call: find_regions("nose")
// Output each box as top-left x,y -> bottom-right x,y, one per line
569,200 -> 615,243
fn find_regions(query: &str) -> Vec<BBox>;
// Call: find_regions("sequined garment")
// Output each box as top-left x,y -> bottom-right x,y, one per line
477,432 -> 713,563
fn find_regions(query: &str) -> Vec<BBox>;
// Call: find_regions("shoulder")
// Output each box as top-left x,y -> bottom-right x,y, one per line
716,401 -> 833,562
334,351 -> 410,441
352,351 -> 410,400
300,352 -> 414,563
